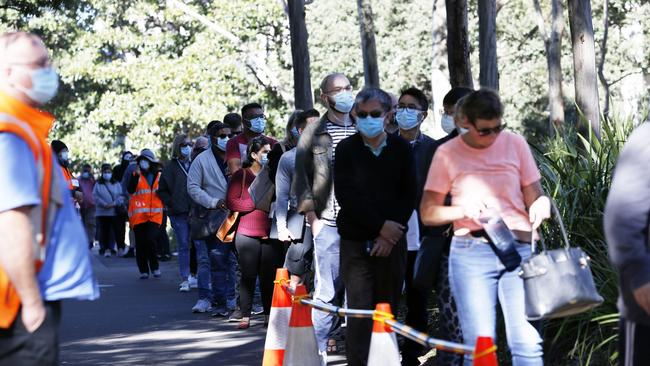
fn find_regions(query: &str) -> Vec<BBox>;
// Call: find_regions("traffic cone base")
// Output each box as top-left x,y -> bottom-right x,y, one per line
284,284 -> 320,366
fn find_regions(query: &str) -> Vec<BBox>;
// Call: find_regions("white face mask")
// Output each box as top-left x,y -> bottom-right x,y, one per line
14,67 -> 60,105
216,137 -> 229,152
441,114 -> 456,134
139,160 -> 150,171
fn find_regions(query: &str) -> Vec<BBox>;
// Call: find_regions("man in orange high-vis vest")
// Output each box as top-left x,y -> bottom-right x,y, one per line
0,32 -> 99,365
126,148 -> 164,279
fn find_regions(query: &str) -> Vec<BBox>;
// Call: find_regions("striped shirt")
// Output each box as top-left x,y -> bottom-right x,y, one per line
326,120 -> 355,221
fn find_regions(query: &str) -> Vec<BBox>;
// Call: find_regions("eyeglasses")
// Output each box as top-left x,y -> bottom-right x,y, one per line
475,123 -> 507,136
180,143 -> 193,148
324,85 -> 353,95
356,110 -> 384,118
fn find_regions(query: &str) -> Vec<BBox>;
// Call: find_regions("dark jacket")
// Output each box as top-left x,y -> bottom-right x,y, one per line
334,133 -> 416,241
295,115 -> 335,218
405,131 -> 440,237
604,122 -> 650,326
157,158 -> 192,216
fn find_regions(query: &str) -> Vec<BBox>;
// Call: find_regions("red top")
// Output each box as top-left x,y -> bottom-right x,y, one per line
225,133 -> 278,162
226,168 -> 270,238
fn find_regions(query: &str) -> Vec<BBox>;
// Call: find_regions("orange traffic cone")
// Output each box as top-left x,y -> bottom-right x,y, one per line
283,284 -> 320,366
262,268 -> 292,366
367,303 -> 400,366
472,336 -> 498,366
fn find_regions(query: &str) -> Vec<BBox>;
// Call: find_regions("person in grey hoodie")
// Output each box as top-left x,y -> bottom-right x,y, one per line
93,163 -> 126,257
158,134 -> 194,293
605,121 -> 650,366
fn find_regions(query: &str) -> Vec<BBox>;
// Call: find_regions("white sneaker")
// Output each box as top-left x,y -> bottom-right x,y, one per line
179,281 -> 190,292
104,251 -> 111,258
192,299 -> 213,313
188,275 -> 198,289
153,270 -> 161,278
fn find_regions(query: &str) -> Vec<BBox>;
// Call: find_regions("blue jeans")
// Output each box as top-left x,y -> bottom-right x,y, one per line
210,242 -> 237,307
312,224 -> 344,353
169,214 -> 190,281
448,236 -> 543,366
194,238 -> 213,301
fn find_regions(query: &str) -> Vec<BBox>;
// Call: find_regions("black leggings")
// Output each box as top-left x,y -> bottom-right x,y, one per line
234,234 -> 285,317
96,216 -> 124,252
134,222 -> 160,274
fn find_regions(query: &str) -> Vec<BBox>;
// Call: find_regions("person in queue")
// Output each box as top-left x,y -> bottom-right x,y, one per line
294,72 -> 355,359
420,89 -> 550,366
225,103 -> 277,175
0,31 -> 98,365
125,149 -> 164,279
78,163 -> 97,250
93,163 -> 126,258
226,135 -> 284,329
334,87 -> 416,366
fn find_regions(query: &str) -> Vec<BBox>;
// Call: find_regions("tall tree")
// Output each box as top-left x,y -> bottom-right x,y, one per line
287,0 -> 313,109
597,0 -> 610,119
568,0 -> 601,139
446,0 -> 474,88
478,0 -> 499,89
533,0 -> 566,132
357,0 -> 380,87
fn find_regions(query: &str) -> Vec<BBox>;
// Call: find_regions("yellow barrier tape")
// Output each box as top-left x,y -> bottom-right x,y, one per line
372,310 -> 395,323
273,278 -> 288,285
292,294 -> 310,304
473,345 -> 497,359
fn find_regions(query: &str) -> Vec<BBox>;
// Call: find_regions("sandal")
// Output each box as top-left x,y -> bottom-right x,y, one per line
327,338 -> 343,354
237,317 -> 250,330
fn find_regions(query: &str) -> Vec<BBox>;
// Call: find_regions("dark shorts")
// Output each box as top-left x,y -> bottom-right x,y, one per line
0,301 -> 61,366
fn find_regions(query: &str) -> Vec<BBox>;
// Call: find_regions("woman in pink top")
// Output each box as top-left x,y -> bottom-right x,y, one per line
226,136 -> 284,329
421,89 -> 551,366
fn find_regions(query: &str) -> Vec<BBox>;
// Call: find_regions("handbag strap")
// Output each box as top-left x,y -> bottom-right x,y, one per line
531,199 -> 571,254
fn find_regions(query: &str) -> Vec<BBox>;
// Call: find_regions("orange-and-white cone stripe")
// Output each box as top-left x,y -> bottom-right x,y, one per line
284,284 -> 321,366
262,268 -> 292,366
367,303 -> 400,366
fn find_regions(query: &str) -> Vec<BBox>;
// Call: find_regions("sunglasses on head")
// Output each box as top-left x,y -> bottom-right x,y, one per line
475,123 -> 507,136
356,110 -> 384,119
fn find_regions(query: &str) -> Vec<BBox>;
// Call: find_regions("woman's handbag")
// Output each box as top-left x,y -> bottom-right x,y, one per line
105,184 -> 128,217
269,208 -> 306,242
248,165 -> 274,212
188,204 -> 229,240
519,201 -> 603,320
216,169 -> 246,243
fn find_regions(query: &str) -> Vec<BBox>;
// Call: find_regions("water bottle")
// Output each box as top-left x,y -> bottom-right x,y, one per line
479,212 -> 522,271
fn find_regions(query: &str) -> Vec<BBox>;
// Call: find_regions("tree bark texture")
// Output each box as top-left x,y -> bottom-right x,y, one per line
288,0 -> 314,109
445,0 -> 474,88
478,0 -> 499,89
568,0 -> 601,139
533,0 -> 565,132
597,0 -> 610,119
357,0 -> 380,88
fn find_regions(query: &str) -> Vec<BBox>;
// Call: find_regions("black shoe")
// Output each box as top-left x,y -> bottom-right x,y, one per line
123,249 -> 135,258
99,249 -> 105,256
110,250 -> 117,256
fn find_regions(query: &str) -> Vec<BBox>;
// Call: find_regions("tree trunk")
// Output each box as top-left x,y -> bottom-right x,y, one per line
568,0 -> 601,139
357,0 -> 380,88
597,0 -> 610,119
445,0 -> 474,88
533,0 -> 565,132
288,0 -> 313,109
478,0 -> 498,89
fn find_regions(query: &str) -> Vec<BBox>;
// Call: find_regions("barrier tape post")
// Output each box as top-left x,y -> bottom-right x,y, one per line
262,268 -> 291,366
367,303 -> 400,366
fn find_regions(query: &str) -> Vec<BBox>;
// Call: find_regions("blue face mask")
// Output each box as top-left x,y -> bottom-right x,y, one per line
396,108 -> 422,130
180,146 -> 191,157
81,172 -> 90,179
332,91 -> 354,113
15,67 -> 60,105
249,117 -> 266,134
102,173 -> 112,181
216,137 -> 229,152
290,126 -> 300,138
357,116 -> 385,138
260,153 -> 269,165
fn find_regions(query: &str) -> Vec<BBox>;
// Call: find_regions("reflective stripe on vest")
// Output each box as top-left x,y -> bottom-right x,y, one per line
128,173 -> 164,226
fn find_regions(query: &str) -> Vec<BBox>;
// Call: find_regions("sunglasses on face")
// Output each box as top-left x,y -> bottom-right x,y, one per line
180,143 -> 193,148
218,134 -> 234,139
475,123 -> 507,136
356,110 -> 385,118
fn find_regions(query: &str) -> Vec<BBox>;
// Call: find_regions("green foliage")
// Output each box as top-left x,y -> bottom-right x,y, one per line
531,116 -> 637,365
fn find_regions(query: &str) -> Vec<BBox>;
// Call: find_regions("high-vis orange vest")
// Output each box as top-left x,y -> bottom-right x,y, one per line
0,92 -> 64,329
128,172 -> 164,226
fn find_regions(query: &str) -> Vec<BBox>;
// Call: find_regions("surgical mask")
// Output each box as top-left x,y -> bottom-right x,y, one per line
14,67 -> 59,105
180,146 -> 191,157
216,137 -> 229,152
123,154 -> 133,163
103,173 -> 112,181
81,172 -> 90,179
59,151 -> 69,163
396,108 -> 422,130
249,117 -> 266,134
139,160 -> 150,171
441,114 -> 456,134
260,153 -> 268,165
290,126 -> 300,138
356,116 -> 385,138
331,91 -> 354,113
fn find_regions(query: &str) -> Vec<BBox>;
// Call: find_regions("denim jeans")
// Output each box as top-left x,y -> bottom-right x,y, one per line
448,236 -> 543,366
169,214 -> 190,281
312,224 -> 344,353
210,241 -> 237,307
195,238 -> 214,301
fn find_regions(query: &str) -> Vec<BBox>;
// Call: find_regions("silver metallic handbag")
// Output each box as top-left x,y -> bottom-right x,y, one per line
519,201 -> 603,321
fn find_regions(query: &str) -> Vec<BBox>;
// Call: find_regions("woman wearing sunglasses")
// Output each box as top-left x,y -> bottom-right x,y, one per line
420,89 -> 551,366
